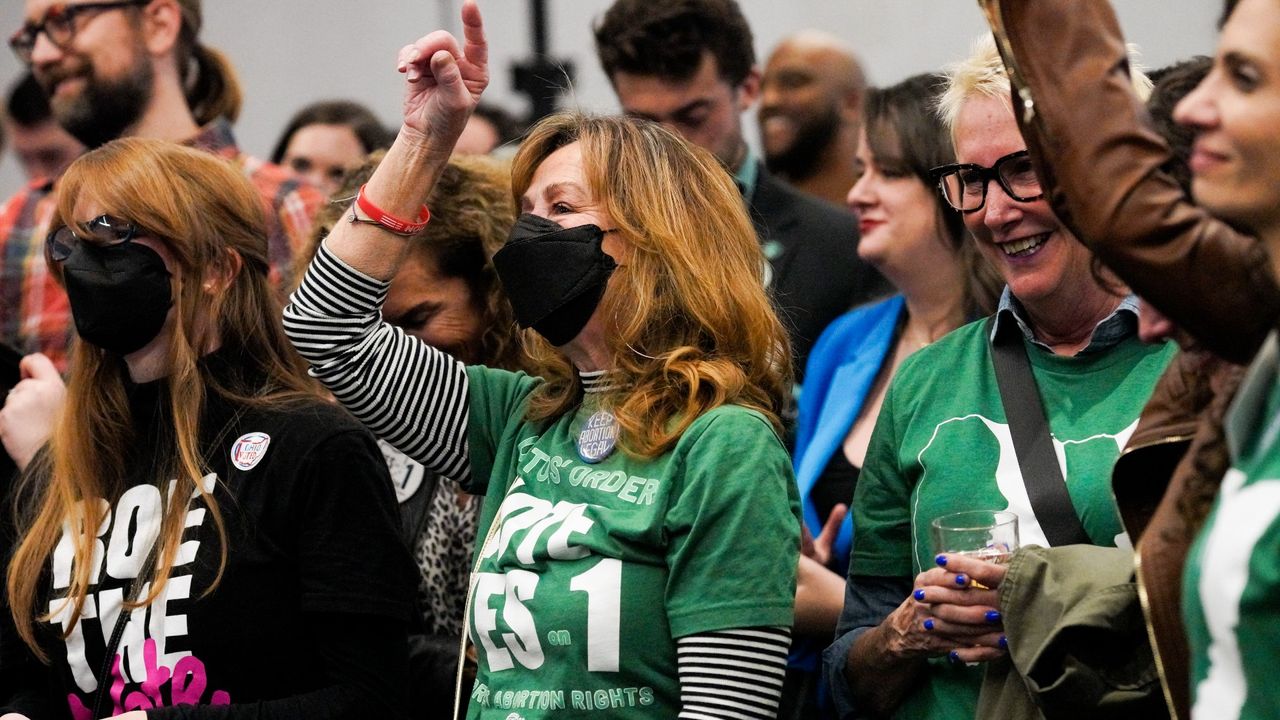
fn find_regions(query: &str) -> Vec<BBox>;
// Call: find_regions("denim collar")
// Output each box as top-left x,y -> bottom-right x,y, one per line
989,286 -> 1139,355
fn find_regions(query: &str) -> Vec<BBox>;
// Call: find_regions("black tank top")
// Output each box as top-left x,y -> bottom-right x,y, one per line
811,448 -> 860,525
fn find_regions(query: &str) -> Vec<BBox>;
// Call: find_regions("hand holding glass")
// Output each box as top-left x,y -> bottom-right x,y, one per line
931,510 -> 1019,565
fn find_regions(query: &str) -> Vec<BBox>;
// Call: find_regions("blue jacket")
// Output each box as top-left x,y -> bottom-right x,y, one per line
788,295 -> 903,681
794,294 -> 904,574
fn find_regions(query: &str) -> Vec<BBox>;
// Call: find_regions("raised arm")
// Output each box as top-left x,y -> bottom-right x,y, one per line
284,2 -> 491,484
981,0 -> 1280,363
325,0 -> 488,279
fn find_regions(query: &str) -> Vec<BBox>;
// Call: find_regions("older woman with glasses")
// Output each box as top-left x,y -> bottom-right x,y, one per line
822,36 -> 1177,720
971,1 -> 1280,718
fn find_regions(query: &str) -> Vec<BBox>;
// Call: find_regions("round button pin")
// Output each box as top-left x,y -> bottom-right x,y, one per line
577,410 -> 619,463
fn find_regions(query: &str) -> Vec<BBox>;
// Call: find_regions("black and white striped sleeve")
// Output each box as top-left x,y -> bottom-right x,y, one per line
676,627 -> 791,719
282,241 -> 472,484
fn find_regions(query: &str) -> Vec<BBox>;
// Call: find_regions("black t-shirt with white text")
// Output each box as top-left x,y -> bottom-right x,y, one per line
0,366 -> 416,719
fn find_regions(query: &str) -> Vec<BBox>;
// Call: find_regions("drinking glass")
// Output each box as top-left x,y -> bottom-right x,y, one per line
930,509 -> 1019,564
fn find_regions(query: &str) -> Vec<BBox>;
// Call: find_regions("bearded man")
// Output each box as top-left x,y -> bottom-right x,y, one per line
758,31 -> 866,207
1,0 -> 322,369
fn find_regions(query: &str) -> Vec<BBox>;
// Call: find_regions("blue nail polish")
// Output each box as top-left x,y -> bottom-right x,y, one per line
955,574 -> 968,586
948,651 -> 961,664
999,635 -> 1008,650
986,610 -> 1002,623
935,554 -> 948,567
923,619 -> 935,631
913,589 -> 926,601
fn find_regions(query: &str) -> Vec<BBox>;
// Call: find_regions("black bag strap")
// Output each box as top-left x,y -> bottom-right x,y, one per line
90,537 -> 161,719
987,316 -> 1091,546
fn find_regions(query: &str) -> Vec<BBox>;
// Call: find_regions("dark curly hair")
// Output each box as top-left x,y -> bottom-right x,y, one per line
298,151 -> 527,372
594,0 -> 755,86
1147,56 -> 1211,196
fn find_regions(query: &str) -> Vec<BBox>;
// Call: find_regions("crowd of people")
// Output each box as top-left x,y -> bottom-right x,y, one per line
0,0 -> 1276,719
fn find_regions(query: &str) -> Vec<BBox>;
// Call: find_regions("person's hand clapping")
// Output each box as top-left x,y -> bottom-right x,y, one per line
396,0 -> 489,150
0,353 -> 66,470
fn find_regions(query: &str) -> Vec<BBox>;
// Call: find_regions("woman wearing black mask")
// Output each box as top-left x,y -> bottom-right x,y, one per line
0,138 -> 416,719
284,4 -> 801,719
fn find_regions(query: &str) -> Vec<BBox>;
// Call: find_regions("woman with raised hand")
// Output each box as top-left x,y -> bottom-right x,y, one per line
283,3 -> 800,719
0,137 -> 415,719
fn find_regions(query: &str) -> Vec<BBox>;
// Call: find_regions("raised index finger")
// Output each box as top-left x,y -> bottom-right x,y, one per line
460,0 -> 488,69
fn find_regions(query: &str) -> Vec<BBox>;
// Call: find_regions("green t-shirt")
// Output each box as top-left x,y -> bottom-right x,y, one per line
851,320 -> 1175,720
461,366 -> 801,718
1184,334 -> 1280,720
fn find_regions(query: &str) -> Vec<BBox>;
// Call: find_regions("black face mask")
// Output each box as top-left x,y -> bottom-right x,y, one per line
493,214 -> 617,346
61,241 -> 173,355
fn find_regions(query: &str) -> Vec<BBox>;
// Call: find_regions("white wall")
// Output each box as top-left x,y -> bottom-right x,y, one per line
0,1 -> 1221,194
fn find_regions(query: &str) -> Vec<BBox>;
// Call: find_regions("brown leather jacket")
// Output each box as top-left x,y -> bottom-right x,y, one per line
979,1 -> 1280,718
1112,350 -> 1244,719
980,0 -> 1279,365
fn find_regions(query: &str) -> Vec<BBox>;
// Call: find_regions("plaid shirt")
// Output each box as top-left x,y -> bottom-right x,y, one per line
0,119 -> 325,371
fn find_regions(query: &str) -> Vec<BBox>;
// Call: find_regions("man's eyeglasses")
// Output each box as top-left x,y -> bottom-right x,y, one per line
9,0 -> 150,64
47,214 -> 147,262
929,150 -> 1044,214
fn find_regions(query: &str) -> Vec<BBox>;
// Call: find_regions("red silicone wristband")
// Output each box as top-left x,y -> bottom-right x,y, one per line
355,184 -> 431,235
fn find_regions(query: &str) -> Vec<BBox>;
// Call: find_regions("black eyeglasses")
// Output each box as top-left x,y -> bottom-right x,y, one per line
928,150 -> 1044,214
9,0 -> 150,64
46,214 -> 145,262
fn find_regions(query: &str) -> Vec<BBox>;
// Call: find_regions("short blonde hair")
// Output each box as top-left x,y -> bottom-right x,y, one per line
938,34 -> 1153,140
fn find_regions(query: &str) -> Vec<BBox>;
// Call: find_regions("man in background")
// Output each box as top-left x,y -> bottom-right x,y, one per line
759,31 -> 865,207
594,0 -> 888,379
1,0 -> 322,369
